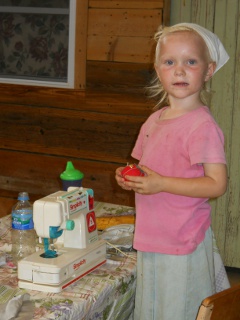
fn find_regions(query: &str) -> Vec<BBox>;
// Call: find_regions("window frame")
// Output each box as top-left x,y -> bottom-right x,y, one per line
0,0 -> 88,90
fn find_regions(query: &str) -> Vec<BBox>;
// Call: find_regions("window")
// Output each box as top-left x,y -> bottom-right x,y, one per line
0,0 -> 80,88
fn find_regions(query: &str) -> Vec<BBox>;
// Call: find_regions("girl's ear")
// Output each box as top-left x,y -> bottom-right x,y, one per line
205,62 -> 216,81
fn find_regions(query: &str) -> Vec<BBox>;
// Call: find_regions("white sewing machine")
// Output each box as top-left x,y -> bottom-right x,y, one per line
18,187 -> 106,293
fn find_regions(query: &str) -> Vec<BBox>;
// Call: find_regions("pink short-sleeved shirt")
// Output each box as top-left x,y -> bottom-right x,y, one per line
131,106 -> 226,255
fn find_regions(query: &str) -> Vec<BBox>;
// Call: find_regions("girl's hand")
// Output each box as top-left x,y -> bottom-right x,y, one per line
115,167 -> 133,190
123,165 -> 163,195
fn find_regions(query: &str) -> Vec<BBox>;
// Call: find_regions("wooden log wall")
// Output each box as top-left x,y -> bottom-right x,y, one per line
0,0 -> 170,217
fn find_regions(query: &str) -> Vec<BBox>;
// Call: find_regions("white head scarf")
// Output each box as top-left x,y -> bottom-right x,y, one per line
157,23 -> 229,74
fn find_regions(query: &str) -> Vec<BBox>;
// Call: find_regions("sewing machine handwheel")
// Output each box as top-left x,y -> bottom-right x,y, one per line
66,220 -> 75,230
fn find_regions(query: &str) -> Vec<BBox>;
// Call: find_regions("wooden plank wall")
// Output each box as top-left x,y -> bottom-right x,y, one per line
171,0 -> 240,267
0,0 -> 170,217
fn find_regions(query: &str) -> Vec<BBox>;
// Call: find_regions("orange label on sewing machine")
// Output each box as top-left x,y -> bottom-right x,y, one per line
87,211 -> 97,233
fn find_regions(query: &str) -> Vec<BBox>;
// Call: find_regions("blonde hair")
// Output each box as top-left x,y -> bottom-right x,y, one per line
147,25 -> 214,110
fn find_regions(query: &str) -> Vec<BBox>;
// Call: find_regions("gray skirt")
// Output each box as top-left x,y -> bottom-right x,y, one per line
134,228 -> 215,320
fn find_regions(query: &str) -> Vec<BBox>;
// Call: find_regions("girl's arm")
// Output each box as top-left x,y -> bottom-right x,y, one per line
123,163 -> 227,198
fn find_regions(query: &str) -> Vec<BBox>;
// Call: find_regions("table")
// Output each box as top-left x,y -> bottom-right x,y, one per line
0,201 -> 230,319
0,202 -> 137,320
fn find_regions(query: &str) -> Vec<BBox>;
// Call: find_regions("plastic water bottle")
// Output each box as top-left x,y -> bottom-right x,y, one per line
11,192 -> 36,266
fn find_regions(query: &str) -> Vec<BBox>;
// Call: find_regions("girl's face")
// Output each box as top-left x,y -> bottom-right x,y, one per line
155,31 -> 216,105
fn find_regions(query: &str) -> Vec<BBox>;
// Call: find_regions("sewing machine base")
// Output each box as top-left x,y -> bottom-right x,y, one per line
18,239 -> 106,293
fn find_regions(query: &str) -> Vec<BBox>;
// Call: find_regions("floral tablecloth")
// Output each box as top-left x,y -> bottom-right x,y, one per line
94,202 -> 135,218
0,202 -> 137,320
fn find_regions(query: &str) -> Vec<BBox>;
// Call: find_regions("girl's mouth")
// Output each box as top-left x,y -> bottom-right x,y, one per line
173,82 -> 189,86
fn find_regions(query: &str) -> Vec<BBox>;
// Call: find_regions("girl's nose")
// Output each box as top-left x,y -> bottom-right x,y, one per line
174,65 -> 185,76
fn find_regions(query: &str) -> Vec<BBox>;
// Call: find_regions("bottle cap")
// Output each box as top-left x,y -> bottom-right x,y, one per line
60,161 -> 84,181
18,192 -> 29,201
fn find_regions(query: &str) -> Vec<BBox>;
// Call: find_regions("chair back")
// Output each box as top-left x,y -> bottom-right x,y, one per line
196,284 -> 240,320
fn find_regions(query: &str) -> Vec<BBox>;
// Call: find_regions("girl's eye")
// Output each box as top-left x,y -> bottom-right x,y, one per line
165,60 -> 174,65
188,59 -> 197,65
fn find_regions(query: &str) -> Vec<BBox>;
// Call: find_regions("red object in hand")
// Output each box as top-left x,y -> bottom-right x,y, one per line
121,164 -> 145,180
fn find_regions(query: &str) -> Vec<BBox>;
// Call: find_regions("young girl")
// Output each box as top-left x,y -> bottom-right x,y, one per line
115,23 -> 229,320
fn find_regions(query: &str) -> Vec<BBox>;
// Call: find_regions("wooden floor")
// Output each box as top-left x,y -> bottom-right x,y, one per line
226,267 -> 240,287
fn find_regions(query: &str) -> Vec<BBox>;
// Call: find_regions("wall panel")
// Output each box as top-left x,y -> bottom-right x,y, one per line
0,1 -> 170,219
